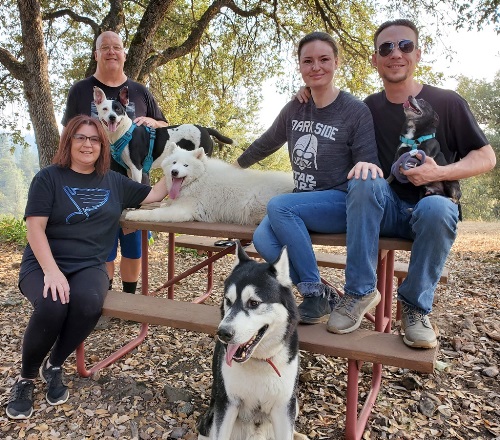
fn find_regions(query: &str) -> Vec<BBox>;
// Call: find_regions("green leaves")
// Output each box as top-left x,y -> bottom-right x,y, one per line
456,72 -> 500,220
0,216 -> 27,246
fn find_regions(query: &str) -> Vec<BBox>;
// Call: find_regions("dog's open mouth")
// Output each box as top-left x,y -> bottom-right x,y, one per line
169,177 -> 184,199
101,119 -> 121,133
403,97 -> 422,115
224,325 -> 269,367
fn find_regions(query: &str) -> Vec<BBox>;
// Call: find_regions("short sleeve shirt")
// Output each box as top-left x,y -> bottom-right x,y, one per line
19,165 -> 151,281
364,85 -> 489,203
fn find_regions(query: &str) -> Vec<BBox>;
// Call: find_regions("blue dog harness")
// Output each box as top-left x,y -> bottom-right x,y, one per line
399,133 -> 435,147
110,123 -> 156,174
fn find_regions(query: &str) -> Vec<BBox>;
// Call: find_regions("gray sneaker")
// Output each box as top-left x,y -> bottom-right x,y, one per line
401,305 -> 437,348
327,290 -> 381,334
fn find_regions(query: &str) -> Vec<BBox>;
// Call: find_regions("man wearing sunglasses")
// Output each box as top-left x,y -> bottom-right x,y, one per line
295,19 -> 495,348
62,31 -> 169,300
333,19 -> 496,348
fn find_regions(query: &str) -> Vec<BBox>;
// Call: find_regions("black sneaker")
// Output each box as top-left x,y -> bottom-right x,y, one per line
298,296 -> 332,324
39,360 -> 69,405
6,379 -> 34,420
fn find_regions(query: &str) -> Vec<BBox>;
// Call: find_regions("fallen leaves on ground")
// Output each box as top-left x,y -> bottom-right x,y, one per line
0,221 -> 498,439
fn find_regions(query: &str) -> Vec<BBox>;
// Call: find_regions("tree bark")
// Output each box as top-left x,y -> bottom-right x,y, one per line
17,0 -> 59,168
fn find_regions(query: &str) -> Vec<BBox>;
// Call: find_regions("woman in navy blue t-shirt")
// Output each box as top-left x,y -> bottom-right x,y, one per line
6,115 -> 168,420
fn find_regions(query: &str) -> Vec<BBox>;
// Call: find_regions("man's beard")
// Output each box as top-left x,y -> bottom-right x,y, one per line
381,70 -> 410,84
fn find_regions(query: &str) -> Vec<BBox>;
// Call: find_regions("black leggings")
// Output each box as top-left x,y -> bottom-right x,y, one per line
19,267 -> 108,378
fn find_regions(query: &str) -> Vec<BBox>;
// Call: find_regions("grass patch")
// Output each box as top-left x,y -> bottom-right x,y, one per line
0,216 -> 27,246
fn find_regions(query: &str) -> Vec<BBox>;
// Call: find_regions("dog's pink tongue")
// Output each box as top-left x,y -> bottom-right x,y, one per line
225,344 -> 240,367
169,178 -> 183,199
107,121 -> 118,132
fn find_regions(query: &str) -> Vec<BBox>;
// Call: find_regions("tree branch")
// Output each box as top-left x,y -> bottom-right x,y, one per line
43,1 -> 126,77
137,0 -> 264,80
0,48 -> 25,81
125,0 -> 177,78
42,8 -> 100,32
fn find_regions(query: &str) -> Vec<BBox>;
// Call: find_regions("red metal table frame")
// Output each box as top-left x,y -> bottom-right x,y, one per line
75,221 -> 413,440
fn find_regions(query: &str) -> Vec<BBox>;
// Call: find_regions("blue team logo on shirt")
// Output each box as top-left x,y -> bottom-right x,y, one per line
63,186 -> 110,224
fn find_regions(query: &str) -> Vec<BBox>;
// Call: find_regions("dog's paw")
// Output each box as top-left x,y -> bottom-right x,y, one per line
123,209 -> 145,221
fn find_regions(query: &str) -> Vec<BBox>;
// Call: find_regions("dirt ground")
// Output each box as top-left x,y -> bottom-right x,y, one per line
0,221 -> 499,439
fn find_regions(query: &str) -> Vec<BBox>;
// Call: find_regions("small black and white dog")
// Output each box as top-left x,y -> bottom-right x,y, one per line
93,86 -> 233,182
196,242 -> 308,440
388,95 -> 461,204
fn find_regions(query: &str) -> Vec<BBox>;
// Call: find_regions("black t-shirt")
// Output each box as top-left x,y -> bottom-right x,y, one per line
19,165 -> 151,281
364,85 -> 489,203
61,76 -> 167,126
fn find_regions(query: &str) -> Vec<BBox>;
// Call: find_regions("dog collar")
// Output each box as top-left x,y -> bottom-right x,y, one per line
399,133 -> 435,148
266,358 -> 281,377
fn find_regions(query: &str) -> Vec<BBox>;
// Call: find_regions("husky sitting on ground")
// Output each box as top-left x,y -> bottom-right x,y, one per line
388,95 -> 461,204
122,144 -> 294,225
196,242 -> 308,440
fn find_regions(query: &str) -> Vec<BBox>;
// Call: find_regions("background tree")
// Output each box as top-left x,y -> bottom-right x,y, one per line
456,72 -> 500,220
0,0 -> 59,165
0,134 -> 31,218
0,0 -> 457,169
1,0 -> 497,205
0,0 -> 377,168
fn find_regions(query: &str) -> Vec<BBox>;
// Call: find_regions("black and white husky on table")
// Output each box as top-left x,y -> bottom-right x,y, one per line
196,242 -> 309,440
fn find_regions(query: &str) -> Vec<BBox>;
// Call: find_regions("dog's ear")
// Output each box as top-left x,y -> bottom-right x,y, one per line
118,86 -> 129,107
164,142 -> 177,156
272,246 -> 292,288
232,241 -> 251,269
193,147 -> 206,161
93,86 -> 105,105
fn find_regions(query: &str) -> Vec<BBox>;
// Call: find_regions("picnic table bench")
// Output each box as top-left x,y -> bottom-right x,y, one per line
75,217 -> 445,440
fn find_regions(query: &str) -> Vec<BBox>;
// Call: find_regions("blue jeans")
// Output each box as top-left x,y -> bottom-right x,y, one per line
253,190 -> 347,286
346,177 -> 459,314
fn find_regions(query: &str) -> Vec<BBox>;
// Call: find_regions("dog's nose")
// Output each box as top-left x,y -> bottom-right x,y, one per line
109,115 -> 116,122
171,169 -> 179,177
217,326 -> 234,343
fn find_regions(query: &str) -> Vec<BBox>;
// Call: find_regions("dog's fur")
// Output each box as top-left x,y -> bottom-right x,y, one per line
196,243 -> 308,440
123,144 -> 294,225
389,95 -> 461,203
93,86 -> 233,182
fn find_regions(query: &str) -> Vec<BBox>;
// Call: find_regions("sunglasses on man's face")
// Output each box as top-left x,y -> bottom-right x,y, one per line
375,39 -> 415,57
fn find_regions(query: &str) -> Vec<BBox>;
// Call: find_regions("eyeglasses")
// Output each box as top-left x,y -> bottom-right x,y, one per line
375,39 -> 415,57
98,45 -> 124,52
72,134 -> 101,146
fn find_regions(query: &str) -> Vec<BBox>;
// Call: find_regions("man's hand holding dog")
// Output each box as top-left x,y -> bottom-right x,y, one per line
401,154 -> 443,186
348,162 -> 384,180
134,116 -> 169,129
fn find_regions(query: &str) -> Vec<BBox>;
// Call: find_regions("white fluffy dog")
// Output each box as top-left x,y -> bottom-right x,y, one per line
123,143 -> 294,225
